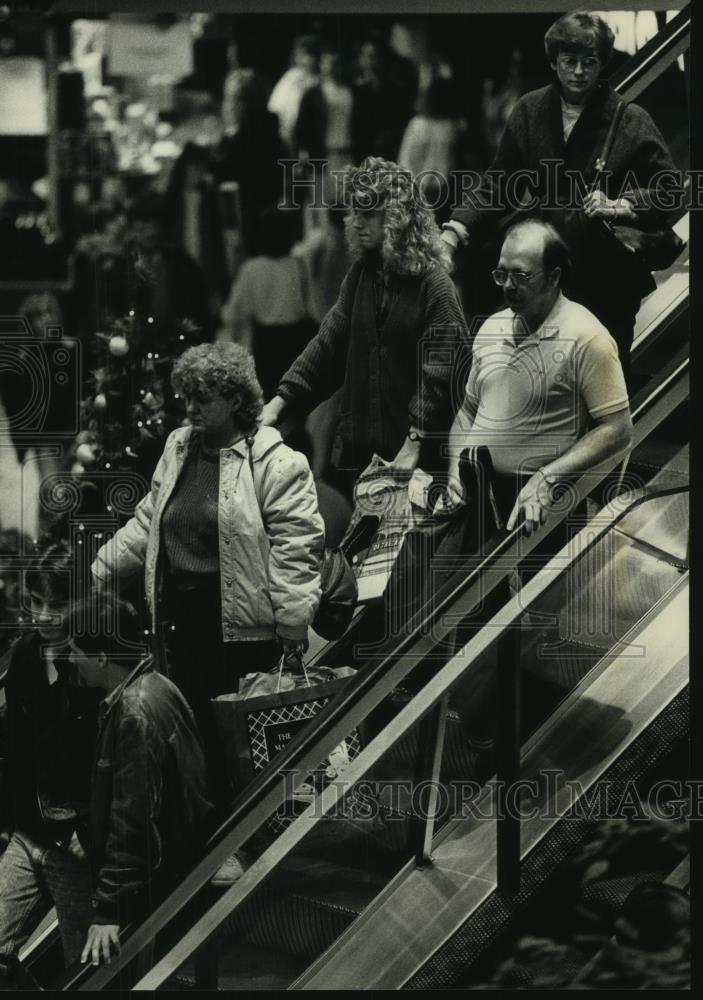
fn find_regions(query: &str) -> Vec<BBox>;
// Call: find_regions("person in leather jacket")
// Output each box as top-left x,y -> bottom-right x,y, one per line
0,544 -> 101,979
66,594 -> 214,968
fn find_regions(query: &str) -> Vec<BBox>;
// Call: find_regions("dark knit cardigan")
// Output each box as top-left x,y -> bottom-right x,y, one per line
276,254 -> 469,471
451,80 -> 681,302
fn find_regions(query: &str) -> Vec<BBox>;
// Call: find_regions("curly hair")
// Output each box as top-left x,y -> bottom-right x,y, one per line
171,343 -> 263,429
343,156 -> 452,276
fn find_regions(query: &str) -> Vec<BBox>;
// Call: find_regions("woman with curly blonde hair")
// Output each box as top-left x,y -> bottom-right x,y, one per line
92,342 -> 324,808
262,156 -> 469,488
343,156 -> 453,275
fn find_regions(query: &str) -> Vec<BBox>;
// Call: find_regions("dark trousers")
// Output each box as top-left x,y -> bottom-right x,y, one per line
449,469 -> 584,765
161,582 -> 279,813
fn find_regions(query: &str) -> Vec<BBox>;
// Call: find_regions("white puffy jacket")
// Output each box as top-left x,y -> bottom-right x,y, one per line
91,426 -> 324,643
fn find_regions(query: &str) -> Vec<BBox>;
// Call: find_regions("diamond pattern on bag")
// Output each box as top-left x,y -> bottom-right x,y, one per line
244,696 -> 364,834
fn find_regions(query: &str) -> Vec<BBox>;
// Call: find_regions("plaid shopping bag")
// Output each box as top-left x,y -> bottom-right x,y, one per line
212,660 -> 363,834
342,456 -> 439,604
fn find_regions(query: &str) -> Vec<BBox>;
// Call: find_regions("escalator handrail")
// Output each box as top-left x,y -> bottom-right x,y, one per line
133,483 -> 690,992
69,344 -> 689,992
608,4 -> 690,103
33,347 -> 689,985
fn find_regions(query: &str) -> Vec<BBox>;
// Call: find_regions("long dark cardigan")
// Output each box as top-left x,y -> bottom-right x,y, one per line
277,253 -> 469,473
451,80 -> 682,357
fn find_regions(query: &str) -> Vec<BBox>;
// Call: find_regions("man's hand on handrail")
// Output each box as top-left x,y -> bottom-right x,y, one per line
507,471 -> 553,534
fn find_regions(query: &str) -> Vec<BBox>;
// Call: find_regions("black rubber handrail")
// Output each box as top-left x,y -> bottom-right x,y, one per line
608,4 -> 690,104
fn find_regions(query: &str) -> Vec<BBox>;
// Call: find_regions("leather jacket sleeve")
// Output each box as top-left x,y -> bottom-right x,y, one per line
91,705 -> 162,925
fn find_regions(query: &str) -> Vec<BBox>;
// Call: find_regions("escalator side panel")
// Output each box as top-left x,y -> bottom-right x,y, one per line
293,580 -> 688,990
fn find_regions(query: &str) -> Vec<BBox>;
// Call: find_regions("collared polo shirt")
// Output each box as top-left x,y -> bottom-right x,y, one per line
461,292 -> 629,476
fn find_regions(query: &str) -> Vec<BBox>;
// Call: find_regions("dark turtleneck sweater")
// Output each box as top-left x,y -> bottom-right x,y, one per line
162,435 -> 221,590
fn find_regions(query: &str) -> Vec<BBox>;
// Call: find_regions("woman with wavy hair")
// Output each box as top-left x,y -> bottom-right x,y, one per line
262,156 -> 469,487
92,342 -> 324,808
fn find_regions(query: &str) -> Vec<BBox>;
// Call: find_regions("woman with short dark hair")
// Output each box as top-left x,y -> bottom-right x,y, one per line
443,10 -> 682,384
543,10 -> 616,66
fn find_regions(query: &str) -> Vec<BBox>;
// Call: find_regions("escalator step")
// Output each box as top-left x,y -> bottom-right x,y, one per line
217,856 -> 385,958
379,707 -> 491,783
166,943 -> 308,991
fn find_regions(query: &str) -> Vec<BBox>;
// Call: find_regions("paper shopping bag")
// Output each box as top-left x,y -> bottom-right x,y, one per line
212,661 -> 362,834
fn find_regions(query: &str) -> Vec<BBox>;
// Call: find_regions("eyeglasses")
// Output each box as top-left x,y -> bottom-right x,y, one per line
557,53 -> 600,72
492,269 -> 545,288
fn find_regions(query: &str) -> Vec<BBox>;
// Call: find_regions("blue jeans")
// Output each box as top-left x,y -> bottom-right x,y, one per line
0,830 -> 93,979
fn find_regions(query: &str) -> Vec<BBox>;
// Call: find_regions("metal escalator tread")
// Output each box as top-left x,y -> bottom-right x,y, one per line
385,711 -> 489,783
404,688 -> 688,990
530,532 -> 682,654
613,490 -> 689,567
292,810 -> 415,875
217,856 -> 385,959
168,943 -> 309,992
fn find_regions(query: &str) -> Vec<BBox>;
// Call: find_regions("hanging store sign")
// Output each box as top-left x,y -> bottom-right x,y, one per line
106,20 -> 193,79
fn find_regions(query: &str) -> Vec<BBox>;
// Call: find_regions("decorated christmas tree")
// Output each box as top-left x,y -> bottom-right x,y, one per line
69,214 -> 206,519
74,310 -> 201,480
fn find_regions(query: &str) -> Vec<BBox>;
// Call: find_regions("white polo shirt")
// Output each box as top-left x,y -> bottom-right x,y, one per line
461,292 -> 629,476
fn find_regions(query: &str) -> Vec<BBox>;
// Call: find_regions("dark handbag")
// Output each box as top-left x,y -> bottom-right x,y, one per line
384,446 -> 504,626
591,99 -> 685,273
246,435 -> 358,641
313,546 -> 358,639
601,219 -> 685,272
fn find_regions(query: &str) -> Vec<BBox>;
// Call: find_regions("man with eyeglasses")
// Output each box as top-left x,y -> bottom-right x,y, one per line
446,219 -> 632,538
442,10 -> 681,383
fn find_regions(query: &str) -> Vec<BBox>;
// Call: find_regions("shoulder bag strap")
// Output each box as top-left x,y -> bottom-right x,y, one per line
245,432 -> 260,509
589,97 -> 628,193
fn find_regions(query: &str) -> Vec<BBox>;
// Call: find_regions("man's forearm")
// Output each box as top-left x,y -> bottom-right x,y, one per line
541,420 -> 632,481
